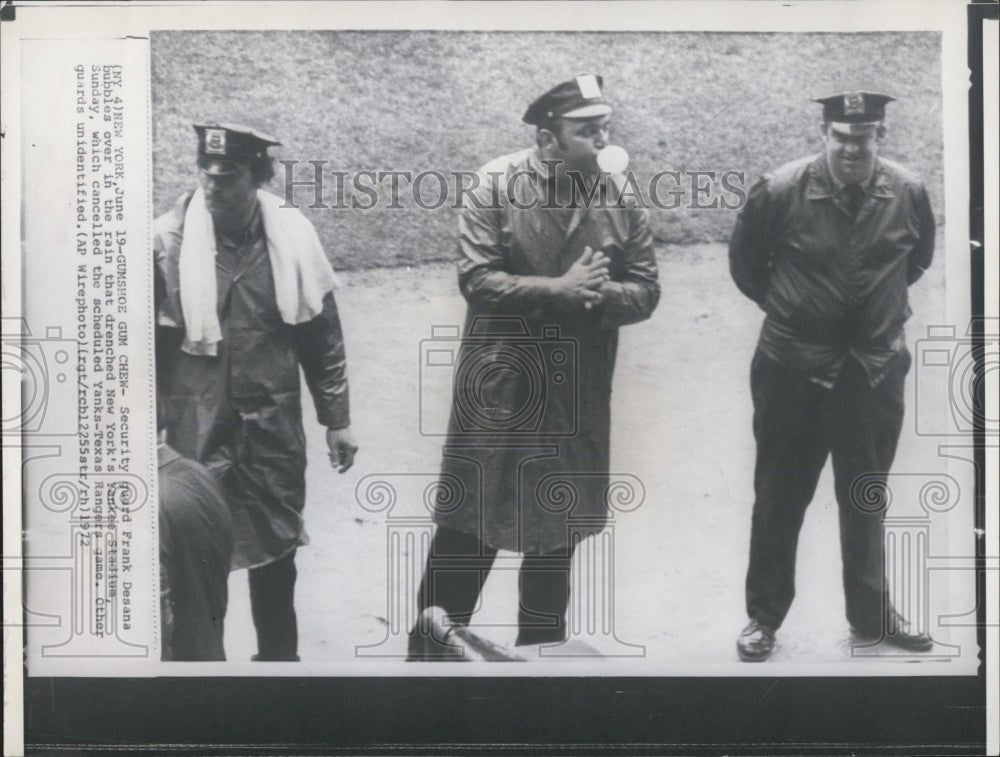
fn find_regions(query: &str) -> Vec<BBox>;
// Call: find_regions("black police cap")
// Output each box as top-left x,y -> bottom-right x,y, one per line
813,91 -> 896,133
193,122 -> 281,175
523,75 -> 613,128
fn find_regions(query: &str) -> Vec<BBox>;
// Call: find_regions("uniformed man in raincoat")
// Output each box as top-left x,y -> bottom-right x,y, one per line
729,92 -> 936,661
409,76 -> 660,658
155,123 -> 358,661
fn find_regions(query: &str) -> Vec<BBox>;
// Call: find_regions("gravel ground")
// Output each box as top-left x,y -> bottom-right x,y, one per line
222,240 -> 976,672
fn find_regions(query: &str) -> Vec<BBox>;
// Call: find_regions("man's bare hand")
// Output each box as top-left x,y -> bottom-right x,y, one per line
326,426 -> 358,473
556,246 -> 610,306
582,285 -> 607,310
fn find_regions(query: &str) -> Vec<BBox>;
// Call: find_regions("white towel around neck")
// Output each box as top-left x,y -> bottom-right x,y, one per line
178,187 -> 340,356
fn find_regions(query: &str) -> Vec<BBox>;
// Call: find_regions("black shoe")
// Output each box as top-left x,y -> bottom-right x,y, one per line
406,608 -> 465,662
851,611 -> 934,653
737,619 -> 776,662
251,653 -> 300,662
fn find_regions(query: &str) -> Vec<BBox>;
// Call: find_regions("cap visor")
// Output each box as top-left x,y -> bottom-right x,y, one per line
829,121 -> 880,135
197,157 -> 244,176
560,103 -> 613,119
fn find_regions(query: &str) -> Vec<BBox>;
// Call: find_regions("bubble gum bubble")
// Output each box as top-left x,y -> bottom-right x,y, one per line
597,145 -> 629,173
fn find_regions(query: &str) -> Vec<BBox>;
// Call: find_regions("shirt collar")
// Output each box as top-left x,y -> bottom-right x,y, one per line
216,199 -> 263,248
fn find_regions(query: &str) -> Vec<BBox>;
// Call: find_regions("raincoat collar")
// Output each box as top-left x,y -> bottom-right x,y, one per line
158,442 -> 182,468
527,147 -> 556,180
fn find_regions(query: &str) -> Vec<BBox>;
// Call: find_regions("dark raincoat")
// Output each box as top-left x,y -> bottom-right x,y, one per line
154,192 -> 350,569
434,148 -> 660,555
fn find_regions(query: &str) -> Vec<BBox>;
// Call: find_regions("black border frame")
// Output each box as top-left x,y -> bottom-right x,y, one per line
21,3 -> 996,754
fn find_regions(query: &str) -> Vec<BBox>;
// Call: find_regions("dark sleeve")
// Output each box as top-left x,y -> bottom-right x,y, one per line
159,513 -> 175,661
728,176 -> 773,305
907,184 -> 936,285
456,174 -> 556,318
158,459 -> 233,662
153,256 -> 182,386
597,204 -> 660,329
292,291 -> 351,430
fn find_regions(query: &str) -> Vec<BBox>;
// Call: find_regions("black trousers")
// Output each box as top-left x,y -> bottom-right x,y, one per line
745,351 -> 908,632
415,526 -> 574,646
248,549 -> 298,660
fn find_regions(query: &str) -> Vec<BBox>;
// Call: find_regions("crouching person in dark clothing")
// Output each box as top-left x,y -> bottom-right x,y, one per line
159,401 -> 234,661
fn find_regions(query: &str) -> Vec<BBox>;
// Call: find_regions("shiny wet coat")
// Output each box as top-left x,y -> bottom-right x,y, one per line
433,149 -> 660,554
155,192 -> 350,569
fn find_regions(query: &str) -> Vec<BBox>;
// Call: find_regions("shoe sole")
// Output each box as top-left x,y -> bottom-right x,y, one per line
850,629 -> 935,653
884,638 -> 935,653
736,643 -> 773,662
